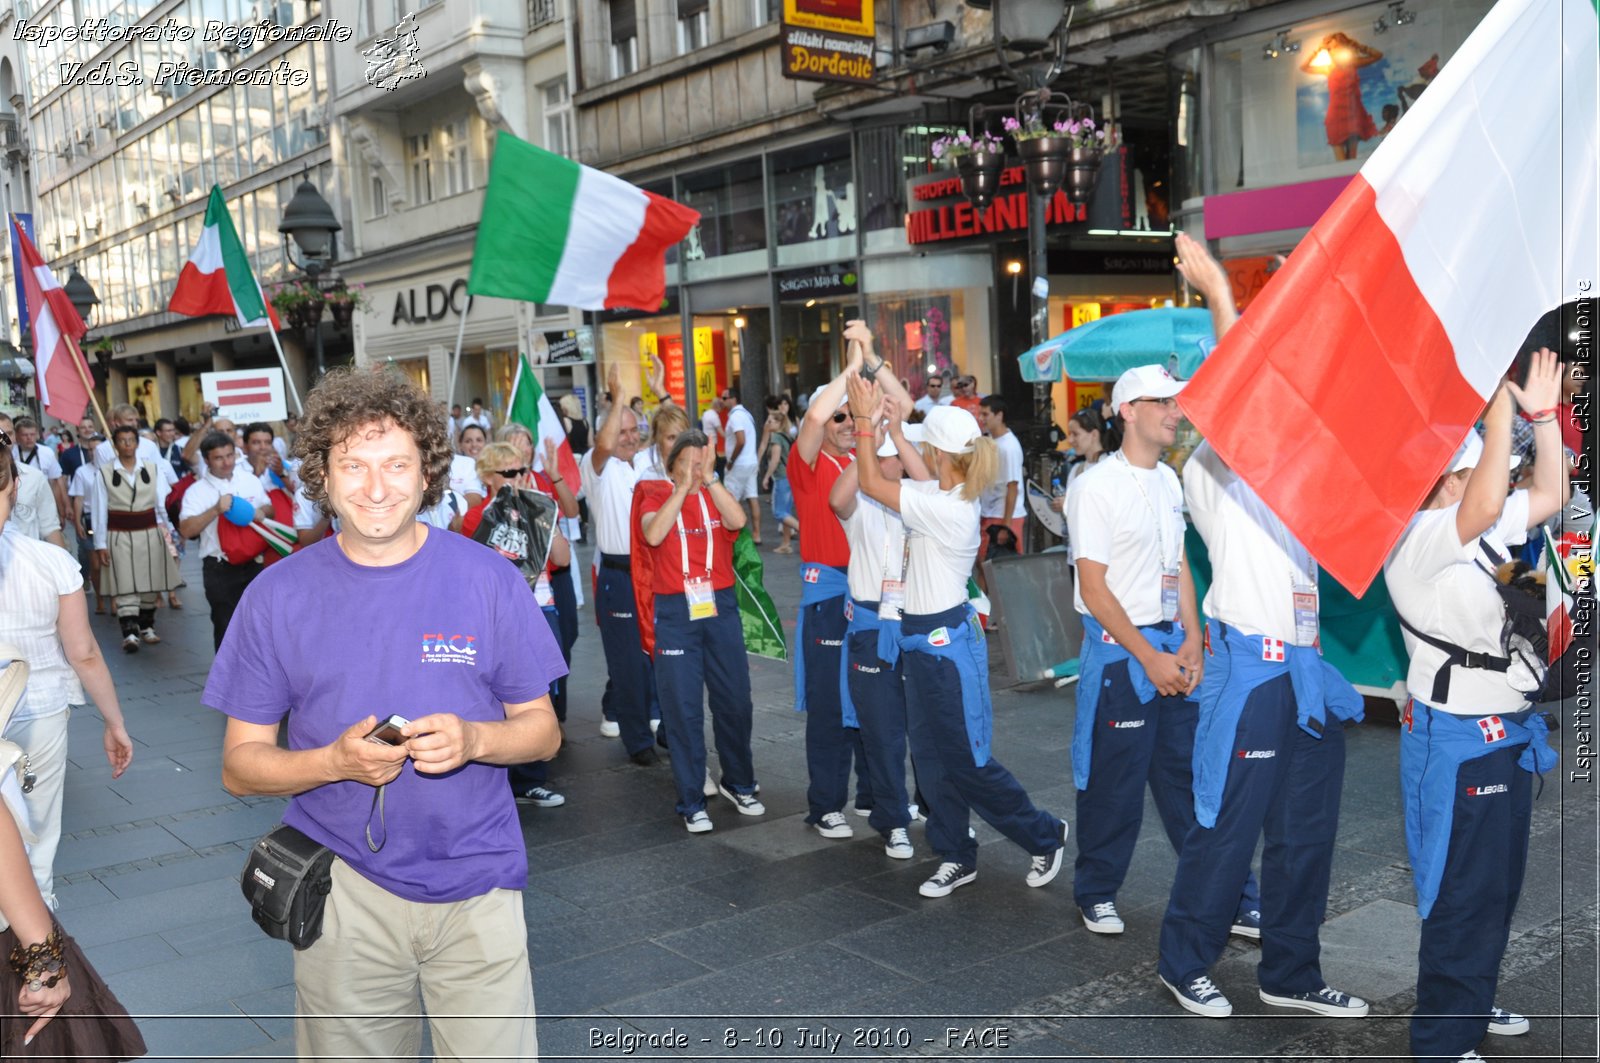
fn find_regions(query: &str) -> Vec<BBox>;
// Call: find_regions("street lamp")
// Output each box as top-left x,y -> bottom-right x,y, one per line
64,265 -> 99,327
278,174 -> 343,377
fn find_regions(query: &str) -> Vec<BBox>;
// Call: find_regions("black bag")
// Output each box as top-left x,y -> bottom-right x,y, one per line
471,485 -> 559,592
241,823 -> 335,950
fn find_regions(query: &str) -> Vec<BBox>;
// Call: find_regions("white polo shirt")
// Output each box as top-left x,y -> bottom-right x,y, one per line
1385,491 -> 1533,714
449,454 -> 484,498
1182,441 -> 1319,645
0,529 -> 84,720
178,467 -> 270,561
1067,453 -> 1186,625
95,436 -> 162,468
899,479 -> 979,615
579,449 -> 639,556
842,494 -> 908,603
12,444 -> 61,481
724,405 -> 759,469
9,464 -> 61,541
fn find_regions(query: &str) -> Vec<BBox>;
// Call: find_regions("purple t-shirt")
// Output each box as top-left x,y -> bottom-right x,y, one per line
203,528 -> 566,903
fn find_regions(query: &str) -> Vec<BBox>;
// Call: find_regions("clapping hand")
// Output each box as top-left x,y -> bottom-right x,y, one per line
846,371 -> 881,422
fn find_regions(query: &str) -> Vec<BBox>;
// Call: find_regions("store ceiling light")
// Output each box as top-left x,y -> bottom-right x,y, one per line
1261,30 -> 1301,60
734,317 -> 747,328
1005,260 -> 1024,275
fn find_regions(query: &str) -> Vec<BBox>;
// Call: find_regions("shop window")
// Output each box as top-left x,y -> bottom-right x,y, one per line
768,136 -> 856,267
678,159 -> 765,267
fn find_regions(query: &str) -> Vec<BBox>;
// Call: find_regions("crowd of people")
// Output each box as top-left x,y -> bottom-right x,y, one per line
0,232 -> 1581,1062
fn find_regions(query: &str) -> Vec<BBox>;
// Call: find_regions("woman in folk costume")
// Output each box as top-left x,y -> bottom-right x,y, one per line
91,425 -> 178,653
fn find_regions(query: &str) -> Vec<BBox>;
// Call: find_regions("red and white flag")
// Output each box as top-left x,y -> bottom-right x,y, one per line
1178,0 -> 1598,595
9,214 -> 91,423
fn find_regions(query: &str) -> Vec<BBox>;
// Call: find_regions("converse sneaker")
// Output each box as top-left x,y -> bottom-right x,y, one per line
717,783 -> 766,816
139,627 -> 161,644
813,811 -> 853,839
853,805 -> 872,818
884,828 -> 913,860
1230,909 -> 1262,940
1026,821 -> 1069,887
121,633 -> 140,653
918,861 -> 976,898
599,719 -> 620,738
683,810 -> 713,833
514,786 -> 566,808
1487,1006 -> 1529,1036
703,769 -> 719,797
1258,985 -> 1369,1017
1160,973 -> 1232,1018
1081,901 -> 1125,935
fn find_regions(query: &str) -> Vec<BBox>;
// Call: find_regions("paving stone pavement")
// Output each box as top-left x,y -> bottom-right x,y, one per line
41,538 -> 1598,1061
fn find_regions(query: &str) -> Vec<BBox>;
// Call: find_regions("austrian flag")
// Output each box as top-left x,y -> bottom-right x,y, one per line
9,215 -> 91,422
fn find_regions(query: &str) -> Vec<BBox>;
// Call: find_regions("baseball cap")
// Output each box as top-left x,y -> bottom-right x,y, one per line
876,422 -> 923,458
920,406 -> 981,455
1448,430 -> 1520,473
1110,365 -> 1186,414
808,385 -> 848,413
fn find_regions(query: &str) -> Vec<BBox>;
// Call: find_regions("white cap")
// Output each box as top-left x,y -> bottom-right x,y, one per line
920,406 -> 981,455
876,422 -> 923,458
808,384 -> 848,413
1448,430 -> 1520,473
1110,364 -> 1186,415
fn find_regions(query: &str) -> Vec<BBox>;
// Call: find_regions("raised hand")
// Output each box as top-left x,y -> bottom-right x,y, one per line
1175,232 -> 1229,303
542,436 -> 559,473
1505,347 -> 1564,417
846,371 -> 881,420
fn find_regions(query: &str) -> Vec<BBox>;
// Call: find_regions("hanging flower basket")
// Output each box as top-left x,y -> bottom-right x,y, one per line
956,150 -> 1006,209
1065,144 -> 1104,206
1018,136 -> 1072,197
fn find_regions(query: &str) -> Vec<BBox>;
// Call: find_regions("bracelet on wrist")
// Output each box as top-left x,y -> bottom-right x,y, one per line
1530,415 -> 1557,425
853,432 -> 875,439
9,927 -> 65,990
1524,407 -> 1558,420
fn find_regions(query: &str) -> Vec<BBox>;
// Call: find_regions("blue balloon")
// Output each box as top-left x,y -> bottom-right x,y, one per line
224,495 -> 257,527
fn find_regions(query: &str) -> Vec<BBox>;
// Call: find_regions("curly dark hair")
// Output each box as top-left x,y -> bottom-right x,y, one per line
293,366 -> 451,513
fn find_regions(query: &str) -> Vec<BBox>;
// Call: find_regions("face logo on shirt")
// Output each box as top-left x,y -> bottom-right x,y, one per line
1477,716 -> 1507,743
1465,783 -> 1509,796
802,567 -> 821,584
421,632 -> 478,666
1261,638 -> 1286,662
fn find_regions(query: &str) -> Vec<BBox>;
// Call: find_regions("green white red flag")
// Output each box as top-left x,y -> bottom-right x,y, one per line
168,186 -> 282,330
509,353 -> 582,488
1178,0 -> 1598,595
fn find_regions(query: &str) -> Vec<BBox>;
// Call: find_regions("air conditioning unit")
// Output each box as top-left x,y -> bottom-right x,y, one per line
301,107 -> 325,134
130,185 -> 146,206
218,39 -> 241,56
97,110 -> 115,130
152,83 -> 173,100
79,127 -> 95,148
163,176 -> 181,201
56,138 -> 73,161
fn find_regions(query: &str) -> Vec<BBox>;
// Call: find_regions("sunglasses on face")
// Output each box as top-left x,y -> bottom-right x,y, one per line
830,412 -> 850,424
1130,397 -> 1179,409
497,467 -> 528,478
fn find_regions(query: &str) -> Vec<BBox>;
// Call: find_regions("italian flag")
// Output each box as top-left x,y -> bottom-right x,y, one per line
467,131 -> 700,311
510,353 -> 582,488
1179,0 -> 1597,595
1543,527 -> 1591,663
168,186 -> 281,329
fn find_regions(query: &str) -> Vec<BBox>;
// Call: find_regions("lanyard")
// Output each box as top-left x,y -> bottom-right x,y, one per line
675,489 -> 715,580
1114,451 -> 1176,571
820,450 -> 851,475
1270,513 -> 1318,587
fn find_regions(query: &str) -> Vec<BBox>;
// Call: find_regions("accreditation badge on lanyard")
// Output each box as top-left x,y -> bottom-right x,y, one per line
678,491 -> 718,621
879,522 -> 910,623
1292,585 -> 1319,646
534,572 -> 555,608
1160,568 -> 1180,623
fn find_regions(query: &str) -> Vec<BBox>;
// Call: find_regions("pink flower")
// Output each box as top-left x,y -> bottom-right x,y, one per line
1002,117 -> 1022,132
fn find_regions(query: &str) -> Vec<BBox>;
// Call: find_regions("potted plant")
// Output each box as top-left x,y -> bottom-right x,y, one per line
1059,117 -> 1113,205
932,130 -> 1007,208
269,279 -> 326,331
322,282 -> 368,332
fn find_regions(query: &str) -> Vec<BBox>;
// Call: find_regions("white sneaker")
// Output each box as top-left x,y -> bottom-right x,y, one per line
884,828 -> 913,860
1025,821 -> 1069,887
683,811 -> 713,833
599,719 -> 620,738
139,627 -> 161,644
813,812 -> 854,839
1258,985 -> 1369,1017
1486,1006 -> 1529,1036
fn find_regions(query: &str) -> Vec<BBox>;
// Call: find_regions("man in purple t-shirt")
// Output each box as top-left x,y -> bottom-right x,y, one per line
205,368 -> 563,1060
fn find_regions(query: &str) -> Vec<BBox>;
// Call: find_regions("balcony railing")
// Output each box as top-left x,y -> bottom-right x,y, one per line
530,0 -> 559,28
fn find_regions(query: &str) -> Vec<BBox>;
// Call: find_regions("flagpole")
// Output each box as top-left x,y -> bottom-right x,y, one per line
445,297 -> 473,409
262,324 -> 306,414
505,350 -> 524,413
62,334 -> 111,439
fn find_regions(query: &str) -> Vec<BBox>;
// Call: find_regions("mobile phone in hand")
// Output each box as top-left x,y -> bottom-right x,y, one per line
365,714 -> 410,746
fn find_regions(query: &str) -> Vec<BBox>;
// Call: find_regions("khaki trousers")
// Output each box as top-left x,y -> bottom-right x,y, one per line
294,859 -> 539,1062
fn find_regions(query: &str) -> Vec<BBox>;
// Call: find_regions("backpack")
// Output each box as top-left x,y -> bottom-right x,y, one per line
1395,538 -> 1547,704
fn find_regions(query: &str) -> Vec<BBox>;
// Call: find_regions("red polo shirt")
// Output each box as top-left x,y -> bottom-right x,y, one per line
637,482 -> 740,594
787,446 -> 853,567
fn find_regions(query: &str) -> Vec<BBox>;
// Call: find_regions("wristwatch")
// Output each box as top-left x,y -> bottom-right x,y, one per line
864,357 -> 887,378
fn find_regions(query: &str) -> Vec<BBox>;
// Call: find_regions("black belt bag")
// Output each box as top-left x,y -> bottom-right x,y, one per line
241,824 -> 335,950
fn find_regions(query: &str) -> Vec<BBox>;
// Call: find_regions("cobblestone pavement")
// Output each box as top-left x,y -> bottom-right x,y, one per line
49,535 -> 1598,1061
